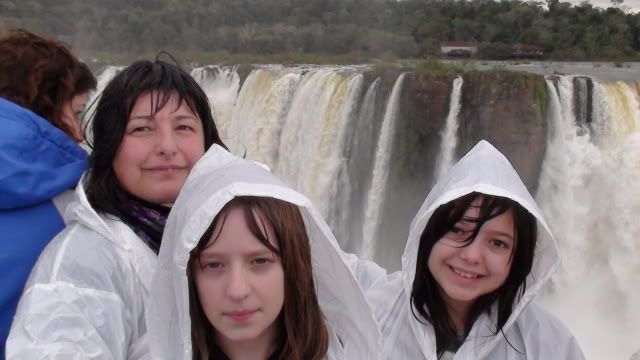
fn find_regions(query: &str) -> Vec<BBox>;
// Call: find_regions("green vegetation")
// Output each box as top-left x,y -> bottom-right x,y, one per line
1,0 -> 639,62
415,59 -> 467,75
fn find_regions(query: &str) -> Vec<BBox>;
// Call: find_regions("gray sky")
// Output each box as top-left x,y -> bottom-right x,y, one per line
566,0 -> 640,12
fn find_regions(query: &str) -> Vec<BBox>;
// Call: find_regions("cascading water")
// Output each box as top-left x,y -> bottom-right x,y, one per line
435,76 -> 463,178
226,67 -> 301,166
276,69 -> 363,225
340,78 -> 382,253
361,73 -> 407,260
191,65 -> 240,138
537,77 -> 640,359
91,64 -> 639,359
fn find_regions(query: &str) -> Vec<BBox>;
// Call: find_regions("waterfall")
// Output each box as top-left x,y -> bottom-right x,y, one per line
361,73 -> 407,260
191,65 -> 240,139
537,77 -> 640,359
340,78 -> 381,253
226,67 -> 301,166
276,69 -> 363,223
90,64 -> 639,358
435,76 -> 464,178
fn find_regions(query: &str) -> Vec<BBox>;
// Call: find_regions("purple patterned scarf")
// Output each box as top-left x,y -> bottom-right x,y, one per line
118,194 -> 170,254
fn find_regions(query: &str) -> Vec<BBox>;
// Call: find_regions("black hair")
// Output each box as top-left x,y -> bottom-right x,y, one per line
410,192 -> 537,356
84,58 -> 227,219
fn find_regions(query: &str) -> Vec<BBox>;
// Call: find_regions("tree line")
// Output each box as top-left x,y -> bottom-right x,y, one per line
1,0 -> 638,61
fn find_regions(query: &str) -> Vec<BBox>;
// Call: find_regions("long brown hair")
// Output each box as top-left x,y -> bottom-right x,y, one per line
0,28 -> 97,139
187,196 -> 329,360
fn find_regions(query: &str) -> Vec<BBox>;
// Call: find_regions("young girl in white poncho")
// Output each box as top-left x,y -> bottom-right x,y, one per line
367,140 -> 585,360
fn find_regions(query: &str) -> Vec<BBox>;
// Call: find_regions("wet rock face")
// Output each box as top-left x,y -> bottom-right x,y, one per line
388,71 -> 548,191
457,72 -> 548,192
374,71 -> 548,269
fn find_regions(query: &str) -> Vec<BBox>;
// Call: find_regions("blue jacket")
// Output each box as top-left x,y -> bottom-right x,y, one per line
0,97 -> 87,358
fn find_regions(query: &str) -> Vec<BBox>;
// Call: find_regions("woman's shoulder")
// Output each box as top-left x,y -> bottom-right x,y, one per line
26,214 -> 155,292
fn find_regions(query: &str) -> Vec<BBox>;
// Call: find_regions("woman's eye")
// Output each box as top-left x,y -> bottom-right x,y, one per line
176,124 -> 194,131
129,126 -> 151,134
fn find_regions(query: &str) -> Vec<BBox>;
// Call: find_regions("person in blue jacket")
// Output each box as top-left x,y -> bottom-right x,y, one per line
0,29 -> 96,357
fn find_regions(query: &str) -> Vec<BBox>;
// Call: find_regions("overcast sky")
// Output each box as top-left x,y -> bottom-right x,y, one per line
566,0 -> 640,12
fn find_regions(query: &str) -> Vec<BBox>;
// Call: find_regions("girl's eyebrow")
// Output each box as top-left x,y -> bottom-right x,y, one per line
488,230 -> 515,240
200,248 -> 274,259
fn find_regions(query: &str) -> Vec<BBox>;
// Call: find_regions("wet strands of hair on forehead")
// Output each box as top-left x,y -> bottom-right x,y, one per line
410,192 -> 537,356
445,196 -> 518,263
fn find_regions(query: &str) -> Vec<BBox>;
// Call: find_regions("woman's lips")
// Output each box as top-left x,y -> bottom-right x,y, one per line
145,164 -> 185,171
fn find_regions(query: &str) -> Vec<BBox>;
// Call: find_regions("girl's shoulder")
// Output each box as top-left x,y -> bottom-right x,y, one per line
513,302 -> 585,359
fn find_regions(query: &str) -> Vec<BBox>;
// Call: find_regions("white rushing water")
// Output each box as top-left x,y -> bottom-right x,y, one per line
537,77 -> 640,360
435,76 -> 464,178
92,65 -> 640,358
191,65 -> 240,139
361,73 -> 407,260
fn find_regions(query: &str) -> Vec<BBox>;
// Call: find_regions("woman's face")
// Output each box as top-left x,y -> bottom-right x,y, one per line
427,196 -> 516,314
112,91 -> 205,205
194,206 -> 285,351
60,92 -> 87,141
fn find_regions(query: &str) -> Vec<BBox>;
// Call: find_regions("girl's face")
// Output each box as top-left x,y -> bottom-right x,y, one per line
427,196 -> 516,315
194,206 -> 285,350
112,91 -> 205,205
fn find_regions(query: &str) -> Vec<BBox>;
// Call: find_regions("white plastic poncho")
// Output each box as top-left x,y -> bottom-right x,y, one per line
146,145 -> 382,360
366,140 -> 585,359
7,179 -> 156,359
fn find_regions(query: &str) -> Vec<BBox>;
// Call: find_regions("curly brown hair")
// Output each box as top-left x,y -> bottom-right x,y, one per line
0,28 -> 97,139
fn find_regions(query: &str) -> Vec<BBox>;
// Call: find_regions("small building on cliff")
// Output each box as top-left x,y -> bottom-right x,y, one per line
441,42 -> 478,57
512,43 -> 544,58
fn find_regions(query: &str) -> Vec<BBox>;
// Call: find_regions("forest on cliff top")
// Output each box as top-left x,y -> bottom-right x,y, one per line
1,0 -> 639,62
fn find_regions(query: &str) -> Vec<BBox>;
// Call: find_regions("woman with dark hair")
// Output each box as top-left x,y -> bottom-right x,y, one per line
0,29 -> 96,357
147,146 -> 381,359
7,59 -> 226,358
367,140 -> 585,359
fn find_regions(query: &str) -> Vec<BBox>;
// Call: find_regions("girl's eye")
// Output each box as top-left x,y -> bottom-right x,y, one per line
252,258 -> 271,266
490,239 -> 509,249
446,226 -> 468,240
203,262 -> 223,270
450,226 -> 465,235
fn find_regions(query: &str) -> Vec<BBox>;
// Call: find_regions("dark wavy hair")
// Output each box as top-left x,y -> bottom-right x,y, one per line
411,192 -> 537,356
84,58 -> 227,218
0,28 -> 97,139
187,196 -> 329,360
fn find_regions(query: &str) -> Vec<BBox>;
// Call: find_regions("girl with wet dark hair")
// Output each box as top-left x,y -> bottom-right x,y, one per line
7,58 -> 226,359
367,141 -> 585,359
